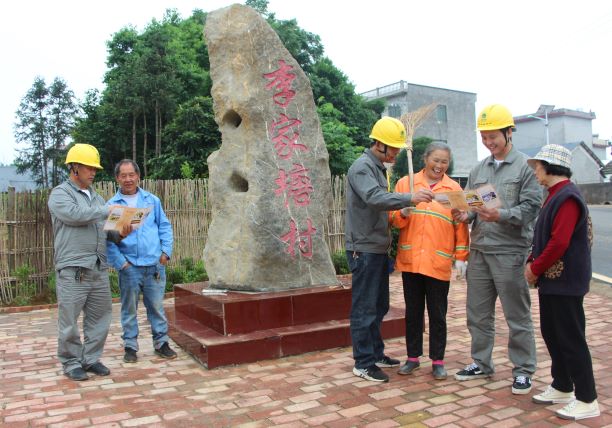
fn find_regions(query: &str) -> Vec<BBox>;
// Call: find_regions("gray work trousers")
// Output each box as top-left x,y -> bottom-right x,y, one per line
466,250 -> 536,378
56,265 -> 112,373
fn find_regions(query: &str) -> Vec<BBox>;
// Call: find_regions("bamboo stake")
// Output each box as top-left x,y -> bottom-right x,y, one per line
399,103 -> 437,193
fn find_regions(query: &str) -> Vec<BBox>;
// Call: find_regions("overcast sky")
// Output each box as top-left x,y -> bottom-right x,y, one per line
1,0 -> 611,165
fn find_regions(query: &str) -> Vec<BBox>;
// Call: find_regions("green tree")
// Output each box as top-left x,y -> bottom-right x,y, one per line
309,58 -> 384,148
73,9 -> 211,179
245,0 -> 270,16
147,96 -> 220,178
47,78 -> 79,185
390,137 -> 455,187
318,103 -> 363,176
72,89 -> 130,181
105,26 -> 146,162
74,4 -> 383,179
14,77 -> 78,188
255,1 -> 383,171
14,77 -> 48,187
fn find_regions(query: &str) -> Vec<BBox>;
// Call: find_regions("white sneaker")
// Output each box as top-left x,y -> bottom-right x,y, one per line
555,399 -> 600,420
532,385 -> 575,404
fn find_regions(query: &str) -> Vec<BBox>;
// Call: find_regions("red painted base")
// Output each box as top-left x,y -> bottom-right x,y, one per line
166,277 -> 405,369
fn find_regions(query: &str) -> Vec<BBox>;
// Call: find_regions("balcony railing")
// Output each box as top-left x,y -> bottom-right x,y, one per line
360,80 -> 407,99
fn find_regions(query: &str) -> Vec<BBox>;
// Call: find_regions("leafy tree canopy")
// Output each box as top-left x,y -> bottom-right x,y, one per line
70,1 -> 385,180
14,77 -> 79,188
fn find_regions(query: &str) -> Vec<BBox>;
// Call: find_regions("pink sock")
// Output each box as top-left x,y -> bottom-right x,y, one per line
432,360 -> 444,366
408,357 -> 420,362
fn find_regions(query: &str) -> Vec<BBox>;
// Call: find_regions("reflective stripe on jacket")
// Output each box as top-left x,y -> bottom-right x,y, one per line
389,171 -> 469,281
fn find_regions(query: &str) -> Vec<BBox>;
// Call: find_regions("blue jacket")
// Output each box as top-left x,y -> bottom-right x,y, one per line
106,188 -> 173,270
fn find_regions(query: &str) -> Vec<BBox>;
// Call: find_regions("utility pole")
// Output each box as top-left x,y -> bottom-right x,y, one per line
528,104 -> 555,146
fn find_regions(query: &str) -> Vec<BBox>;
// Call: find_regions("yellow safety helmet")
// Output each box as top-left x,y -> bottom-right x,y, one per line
369,117 -> 407,149
65,144 -> 103,169
477,104 -> 515,131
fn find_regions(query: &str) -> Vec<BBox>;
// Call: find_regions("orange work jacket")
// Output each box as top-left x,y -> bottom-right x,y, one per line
389,170 -> 469,281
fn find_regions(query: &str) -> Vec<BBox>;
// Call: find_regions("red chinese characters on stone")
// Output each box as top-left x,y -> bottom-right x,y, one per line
264,58 -> 318,261
269,114 -> 307,160
263,59 -> 296,107
274,164 -> 314,208
281,218 -> 317,259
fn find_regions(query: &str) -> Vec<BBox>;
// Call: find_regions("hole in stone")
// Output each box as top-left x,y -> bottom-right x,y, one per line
229,171 -> 248,192
222,109 -> 242,128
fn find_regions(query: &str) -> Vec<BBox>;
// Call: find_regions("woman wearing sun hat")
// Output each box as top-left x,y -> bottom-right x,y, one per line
525,144 -> 599,421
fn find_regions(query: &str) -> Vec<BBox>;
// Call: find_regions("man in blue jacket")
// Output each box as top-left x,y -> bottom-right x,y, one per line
107,159 -> 176,363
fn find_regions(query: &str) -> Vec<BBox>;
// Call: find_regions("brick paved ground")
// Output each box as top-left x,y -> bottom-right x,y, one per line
1,274 -> 610,427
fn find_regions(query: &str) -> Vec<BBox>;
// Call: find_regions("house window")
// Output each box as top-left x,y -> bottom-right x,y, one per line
436,105 -> 447,122
388,104 -> 401,118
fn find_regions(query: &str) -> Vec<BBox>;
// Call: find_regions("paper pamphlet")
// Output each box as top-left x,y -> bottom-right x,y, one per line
103,206 -> 151,231
434,184 -> 501,211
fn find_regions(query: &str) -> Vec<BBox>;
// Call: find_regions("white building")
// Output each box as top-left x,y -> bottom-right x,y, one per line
513,107 -> 605,184
361,80 -> 478,184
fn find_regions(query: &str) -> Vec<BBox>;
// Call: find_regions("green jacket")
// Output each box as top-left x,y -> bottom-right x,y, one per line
48,180 -> 118,271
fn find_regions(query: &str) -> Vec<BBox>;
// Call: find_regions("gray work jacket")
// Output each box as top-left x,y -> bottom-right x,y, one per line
345,149 -> 412,254
48,180 -> 117,271
467,146 -> 543,254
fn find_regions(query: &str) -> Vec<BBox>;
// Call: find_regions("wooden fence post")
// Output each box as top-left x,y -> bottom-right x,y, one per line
7,187 -> 15,274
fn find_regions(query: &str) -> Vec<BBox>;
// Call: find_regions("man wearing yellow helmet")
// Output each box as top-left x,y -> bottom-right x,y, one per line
346,117 -> 434,383
48,144 -> 132,381
452,105 -> 543,395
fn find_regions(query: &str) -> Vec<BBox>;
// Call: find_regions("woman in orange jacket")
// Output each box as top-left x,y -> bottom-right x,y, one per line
390,142 -> 469,380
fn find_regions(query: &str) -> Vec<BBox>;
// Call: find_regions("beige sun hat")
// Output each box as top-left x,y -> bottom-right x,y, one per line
527,144 -> 572,169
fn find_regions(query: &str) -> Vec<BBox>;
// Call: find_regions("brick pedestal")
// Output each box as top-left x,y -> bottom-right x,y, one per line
167,277 -> 405,368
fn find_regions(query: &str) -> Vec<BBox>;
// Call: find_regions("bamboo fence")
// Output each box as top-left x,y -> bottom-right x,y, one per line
0,177 -> 347,305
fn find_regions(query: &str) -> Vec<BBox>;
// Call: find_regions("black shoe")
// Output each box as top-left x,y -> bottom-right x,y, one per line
432,364 -> 448,380
155,342 -> 177,359
375,355 -> 400,368
398,360 -> 420,375
511,376 -> 532,395
124,347 -> 138,363
352,365 -> 389,382
65,367 -> 89,381
84,362 -> 111,376
454,362 -> 490,381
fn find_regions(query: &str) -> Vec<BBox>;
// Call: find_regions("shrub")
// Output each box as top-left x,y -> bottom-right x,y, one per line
331,251 -> 349,275
166,258 -> 208,292
10,264 -> 37,306
166,267 -> 185,289
109,271 -> 120,298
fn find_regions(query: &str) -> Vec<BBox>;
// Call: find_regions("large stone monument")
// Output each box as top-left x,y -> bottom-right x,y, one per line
167,4 -> 405,368
203,4 -> 338,291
